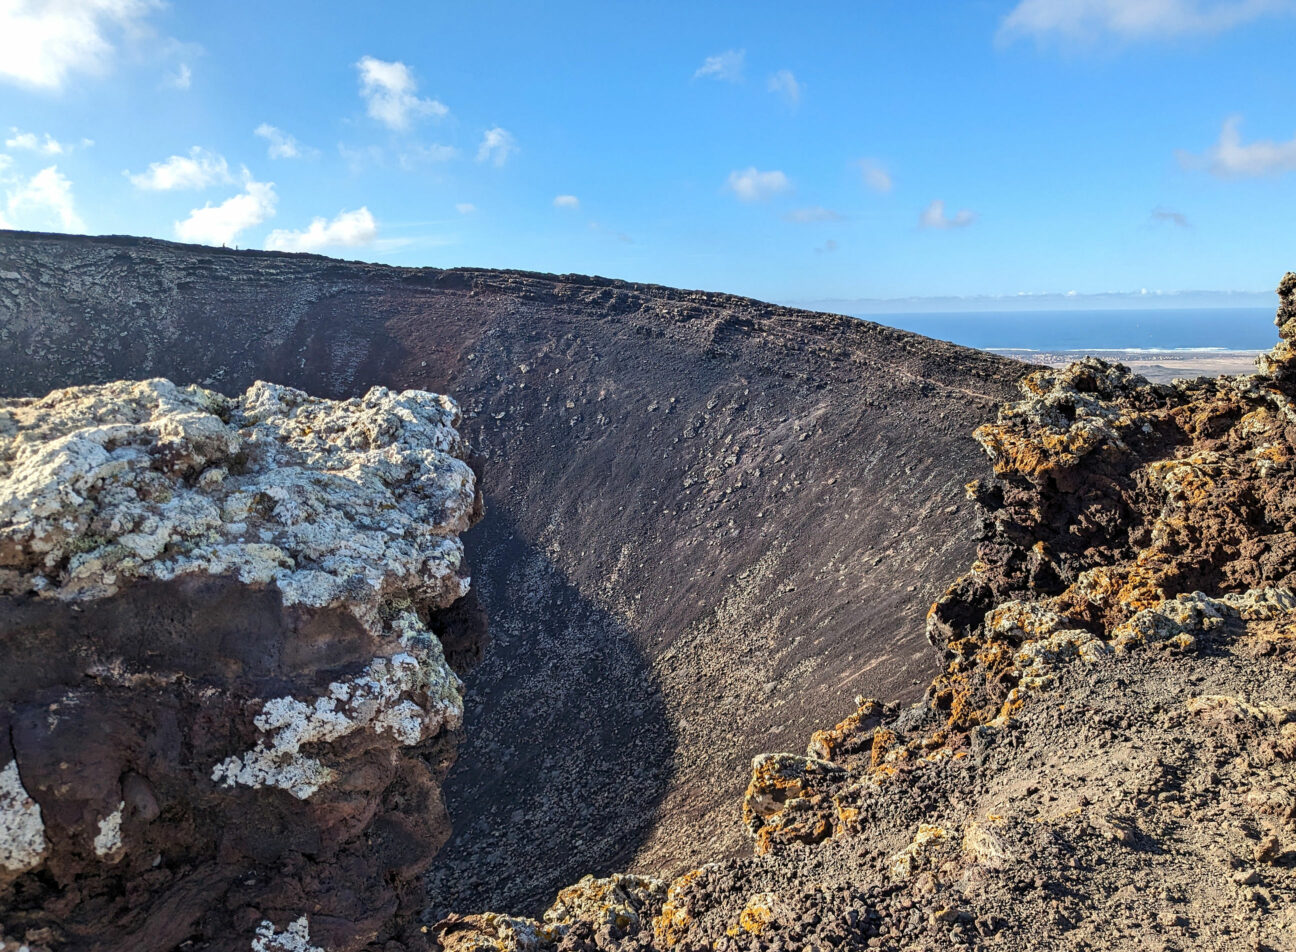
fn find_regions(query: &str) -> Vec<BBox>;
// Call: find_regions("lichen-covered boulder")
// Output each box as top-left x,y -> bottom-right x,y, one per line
0,379 -> 484,952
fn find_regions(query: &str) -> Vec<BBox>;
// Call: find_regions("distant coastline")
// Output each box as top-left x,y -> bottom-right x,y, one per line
857,307 -> 1276,353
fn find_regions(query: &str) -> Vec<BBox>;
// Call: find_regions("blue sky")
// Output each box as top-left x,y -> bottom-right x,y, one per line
2,1 -> 1296,308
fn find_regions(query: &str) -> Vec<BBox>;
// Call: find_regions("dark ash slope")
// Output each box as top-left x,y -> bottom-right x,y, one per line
0,230 -> 1029,913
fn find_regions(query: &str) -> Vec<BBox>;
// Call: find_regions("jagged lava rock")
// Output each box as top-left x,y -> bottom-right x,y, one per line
0,379 -> 482,952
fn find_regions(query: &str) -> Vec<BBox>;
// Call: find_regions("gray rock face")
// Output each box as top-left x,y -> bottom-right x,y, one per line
0,378 -> 482,952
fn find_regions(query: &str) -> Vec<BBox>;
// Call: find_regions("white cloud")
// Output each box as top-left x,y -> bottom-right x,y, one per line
265,207 -> 377,253
1183,115 -> 1296,177
166,62 -> 191,90
919,199 -> 976,229
6,130 -> 70,155
727,167 -> 791,202
476,127 -> 517,166
999,0 -> 1293,43
0,0 -> 159,90
356,56 -> 447,131
784,206 -> 844,223
858,159 -> 893,193
129,147 -> 232,190
694,49 -> 744,82
255,123 -> 317,160
175,179 -> 276,246
767,69 -> 802,106
455,202 -> 476,215
553,194 -> 580,209
398,143 -> 457,169
3,165 -> 86,233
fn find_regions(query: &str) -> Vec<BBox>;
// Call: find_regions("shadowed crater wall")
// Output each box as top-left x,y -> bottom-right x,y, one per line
0,231 -> 1030,912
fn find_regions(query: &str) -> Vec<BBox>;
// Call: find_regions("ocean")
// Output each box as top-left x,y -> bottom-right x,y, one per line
865,308 -> 1276,352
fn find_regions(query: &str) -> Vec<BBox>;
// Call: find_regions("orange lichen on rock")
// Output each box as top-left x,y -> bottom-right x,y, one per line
806,697 -> 893,765
741,753 -> 848,854
653,868 -> 707,948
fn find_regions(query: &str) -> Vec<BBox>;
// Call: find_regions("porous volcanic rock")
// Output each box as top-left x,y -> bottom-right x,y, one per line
0,231 -> 1030,910
0,378 -> 481,951
430,280 -> 1296,951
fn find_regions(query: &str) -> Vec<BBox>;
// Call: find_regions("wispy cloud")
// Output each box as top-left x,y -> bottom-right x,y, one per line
999,0 -> 1294,44
694,49 -> 745,82
398,143 -> 457,169
858,159 -> 893,193
5,130 -> 88,155
175,179 -> 277,246
1,165 -> 86,233
815,239 -> 838,254
1180,116 -> 1296,177
256,123 -> 317,160
553,194 -> 580,209
455,202 -> 476,215
919,199 -> 976,229
356,56 -> 448,131
1151,206 -> 1191,227
129,147 -> 232,190
767,69 -> 802,106
476,127 -> 517,166
0,0 -> 160,90
784,206 -> 845,223
727,167 -> 791,202
166,62 -> 191,90
265,207 -> 377,253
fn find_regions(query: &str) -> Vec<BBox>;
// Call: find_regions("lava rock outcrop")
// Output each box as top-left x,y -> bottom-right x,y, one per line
430,280 -> 1296,951
0,231 -> 1029,909
0,379 -> 481,951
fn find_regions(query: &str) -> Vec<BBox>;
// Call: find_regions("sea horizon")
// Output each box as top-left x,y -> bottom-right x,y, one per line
863,306 -> 1277,353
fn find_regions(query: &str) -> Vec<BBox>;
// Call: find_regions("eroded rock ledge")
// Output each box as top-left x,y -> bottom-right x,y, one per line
434,281 -> 1296,951
0,379 -> 482,951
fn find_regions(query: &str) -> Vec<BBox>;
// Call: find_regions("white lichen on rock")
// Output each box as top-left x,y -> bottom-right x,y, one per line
1,378 -> 480,800
212,612 -> 464,798
92,800 -> 125,859
0,378 -> 476,618
251,917 -> 324,952
0,760 -> 45,873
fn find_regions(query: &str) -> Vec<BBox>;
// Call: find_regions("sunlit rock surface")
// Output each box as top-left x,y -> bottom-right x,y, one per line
0,379 -> 482,952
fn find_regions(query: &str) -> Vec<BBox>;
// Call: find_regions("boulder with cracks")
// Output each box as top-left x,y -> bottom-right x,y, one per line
0,378 -> 482,952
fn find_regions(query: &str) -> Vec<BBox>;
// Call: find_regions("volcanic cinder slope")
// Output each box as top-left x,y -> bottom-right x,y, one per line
0,230 -> 1028,912
436,276 -> 1296,952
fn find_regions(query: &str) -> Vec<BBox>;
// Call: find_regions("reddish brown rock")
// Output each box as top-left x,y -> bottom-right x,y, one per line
0,380 -> 483,952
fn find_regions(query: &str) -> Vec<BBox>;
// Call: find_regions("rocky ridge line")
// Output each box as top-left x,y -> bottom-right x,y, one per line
432,278 -> 1296,951
0,379 -> 482,951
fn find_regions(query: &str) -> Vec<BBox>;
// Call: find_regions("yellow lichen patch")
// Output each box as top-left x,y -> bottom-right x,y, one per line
544,873 -> 666,937
725,893 -> 778,937
834,798 -> 861,830
433,912 -> 559,952
653,868 -> 705,948
869,727 -> 898,772
807,697 -> 890,762
889,824 -> 948,879
743,754 -> 846,854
